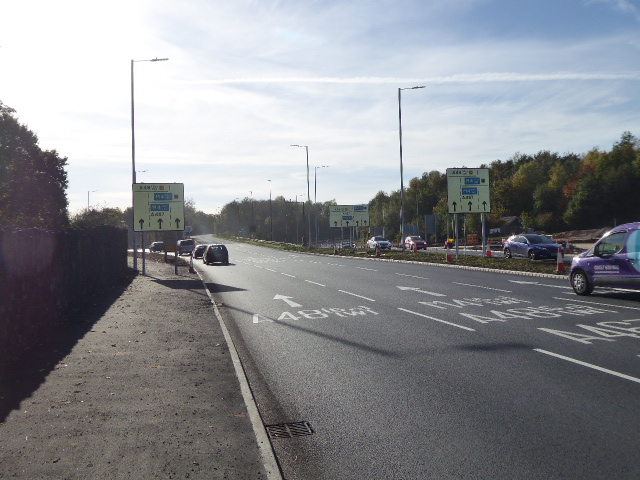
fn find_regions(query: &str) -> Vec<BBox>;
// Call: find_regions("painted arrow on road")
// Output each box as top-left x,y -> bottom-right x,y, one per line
397,286 -> 447,297
274,294 -> 303,307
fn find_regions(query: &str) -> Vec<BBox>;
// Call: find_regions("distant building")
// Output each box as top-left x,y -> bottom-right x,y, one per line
489,216 -> 522,237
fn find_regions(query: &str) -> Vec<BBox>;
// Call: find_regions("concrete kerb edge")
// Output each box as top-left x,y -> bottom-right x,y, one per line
194,269 -> 284,480
302,250 -> 569,280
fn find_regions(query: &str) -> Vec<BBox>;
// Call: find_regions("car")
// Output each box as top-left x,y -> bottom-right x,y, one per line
177,238 -> 196,256
149,241 -> 164,252
192,244 -> 207,259
203,244 -> 229,265
405,236 -> 427,250
570,222 -> 640,295
503,234 -> 563,260
367,236 -> 392,250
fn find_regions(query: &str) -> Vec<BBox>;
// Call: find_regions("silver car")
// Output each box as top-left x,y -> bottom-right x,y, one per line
367,236 -> 392,250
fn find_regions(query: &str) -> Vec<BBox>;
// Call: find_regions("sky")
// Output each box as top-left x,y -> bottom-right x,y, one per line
1,0 -> 639,215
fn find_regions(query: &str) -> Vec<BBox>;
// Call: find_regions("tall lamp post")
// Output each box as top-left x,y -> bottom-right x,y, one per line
398,85 -> 425,252
131,57 -> 168,272
314,165 -> 329,244
291,144 -> 311,247
249,190 -> 254,238
268,180 -> 273,241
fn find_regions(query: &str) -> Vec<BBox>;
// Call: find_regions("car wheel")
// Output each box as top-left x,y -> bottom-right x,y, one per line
571,270 -> 593,296
504,248 -> 512,258
528,250 -> 536,260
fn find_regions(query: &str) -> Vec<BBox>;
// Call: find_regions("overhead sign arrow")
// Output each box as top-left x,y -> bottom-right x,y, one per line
396,286 -> 447,297
138,218 -> 145,229
175,218 -> 181,229
273,294 -> 303,307
158,218 -> 163,229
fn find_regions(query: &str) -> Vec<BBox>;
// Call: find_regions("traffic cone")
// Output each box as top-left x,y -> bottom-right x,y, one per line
189,255 -> 195,274
556,247 -> 565,273
445,245 -> 453,262
376,244 -> 381,257
414,244 -> 418,252
486,250 -> 492,257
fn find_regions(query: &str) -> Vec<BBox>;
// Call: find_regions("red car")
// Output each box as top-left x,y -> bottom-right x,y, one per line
405,236 -> 427,250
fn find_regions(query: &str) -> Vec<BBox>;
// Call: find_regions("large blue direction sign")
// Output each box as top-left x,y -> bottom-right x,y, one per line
133,183 -> 185,232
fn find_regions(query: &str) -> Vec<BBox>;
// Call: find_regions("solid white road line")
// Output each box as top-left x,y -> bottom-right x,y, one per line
338,290 -> 375,302
534,348 -> 640,385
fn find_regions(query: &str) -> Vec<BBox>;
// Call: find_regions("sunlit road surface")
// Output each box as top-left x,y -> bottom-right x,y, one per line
195,235 -> 639,480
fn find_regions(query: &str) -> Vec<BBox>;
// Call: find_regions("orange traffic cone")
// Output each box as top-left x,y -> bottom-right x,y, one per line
556,247 -> 565,273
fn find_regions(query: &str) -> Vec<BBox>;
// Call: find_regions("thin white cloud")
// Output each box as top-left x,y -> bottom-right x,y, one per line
190,72 -> 640,85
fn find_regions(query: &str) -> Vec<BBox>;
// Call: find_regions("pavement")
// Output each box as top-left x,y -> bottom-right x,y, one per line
0,256 -> 281,480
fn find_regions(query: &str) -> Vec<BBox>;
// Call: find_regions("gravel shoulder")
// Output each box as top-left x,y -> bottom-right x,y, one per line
0,257 -> 270,479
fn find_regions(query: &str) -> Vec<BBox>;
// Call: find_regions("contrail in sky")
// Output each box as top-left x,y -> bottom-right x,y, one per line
194,72 -> 640,85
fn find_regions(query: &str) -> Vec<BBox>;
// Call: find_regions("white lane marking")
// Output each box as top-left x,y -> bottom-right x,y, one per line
305,280 -> 326,287
356,267 -> 377,271
534,349 -> 640,385
273,294 -> 302,308
396,273 -> 429,280
398,308 -> 476,331
397,286 -> 447,297
553,297 -> 640,310
338,290 -> 375,302
264,268 -> 276,272
328,263 -> 345,267
281,273 -> 296,278
453,282 -> 512,292
509,280 -> 572,289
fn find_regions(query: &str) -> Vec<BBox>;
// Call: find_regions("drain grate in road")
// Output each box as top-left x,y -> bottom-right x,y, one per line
265,421 -> 314,439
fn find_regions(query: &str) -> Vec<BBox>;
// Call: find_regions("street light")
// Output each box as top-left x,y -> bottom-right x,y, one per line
268,180 -> 273,241
398,85 -> 425,252
131,57 -> 168,272
87,190 -> 97,210
314,165 -> 329,244
291,144 -> 311,247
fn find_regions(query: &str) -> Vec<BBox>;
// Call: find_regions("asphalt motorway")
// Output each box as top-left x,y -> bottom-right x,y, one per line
193,235 -> 640,480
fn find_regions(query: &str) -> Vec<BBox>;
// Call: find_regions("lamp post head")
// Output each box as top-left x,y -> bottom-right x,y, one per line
150,58 -> 169,62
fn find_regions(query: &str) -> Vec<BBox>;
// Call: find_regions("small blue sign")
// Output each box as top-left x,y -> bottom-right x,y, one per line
154,192 -> 173,201
462,187 -> 478,195
150,203 -> 170,212
354,205 -> 367,211
465,177 -> 481,185
342,215 -> 354,220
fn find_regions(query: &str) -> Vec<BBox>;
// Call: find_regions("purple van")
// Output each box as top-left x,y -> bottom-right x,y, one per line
569,222 -> 640,295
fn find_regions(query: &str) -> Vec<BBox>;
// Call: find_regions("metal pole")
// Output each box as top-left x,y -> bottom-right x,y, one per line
398,88 -> 405,252
306,146 -> 311,247
131,60 -> 137,271
269,180 -> 273,241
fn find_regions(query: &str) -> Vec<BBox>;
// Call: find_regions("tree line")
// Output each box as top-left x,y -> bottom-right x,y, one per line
1,100 -> 638,243
218,132 -> 640,243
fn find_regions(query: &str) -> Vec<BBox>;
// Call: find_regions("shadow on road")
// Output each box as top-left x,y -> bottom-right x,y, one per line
0,269 -> 136,422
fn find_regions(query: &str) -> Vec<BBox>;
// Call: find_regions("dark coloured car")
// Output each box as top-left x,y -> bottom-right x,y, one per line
149,241 -> 164,252
192,244 -> 207,259
203,244 -> 229,265
177,238 -> 195,256
503,234 -> 563,260
570,222 -> 640,295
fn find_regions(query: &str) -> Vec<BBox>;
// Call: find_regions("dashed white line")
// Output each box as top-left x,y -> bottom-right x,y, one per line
534,349 -> 640,385
356,267 -> 378,271
453,282 -> 512,292
396,273 -> 429,280
305,280 -> 326,287
281,273 -> 296,278
338,290 -> 375,302
398,308 -> 476,331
